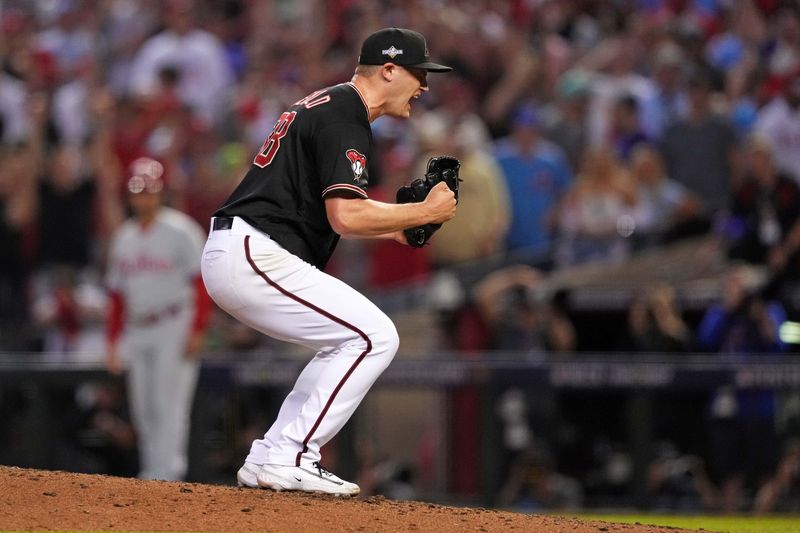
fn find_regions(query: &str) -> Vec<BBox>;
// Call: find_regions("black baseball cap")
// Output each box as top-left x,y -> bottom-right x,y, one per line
358,27 -> 452,73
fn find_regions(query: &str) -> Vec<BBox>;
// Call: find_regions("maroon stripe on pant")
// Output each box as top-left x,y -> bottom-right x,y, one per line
244,235 -> 373,466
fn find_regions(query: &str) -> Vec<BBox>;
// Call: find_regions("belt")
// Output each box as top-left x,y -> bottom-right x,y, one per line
213,216 -> 234,231
132,303 -> 183,326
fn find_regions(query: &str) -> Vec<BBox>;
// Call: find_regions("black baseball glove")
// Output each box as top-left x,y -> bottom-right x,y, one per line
395,155 -> 461,248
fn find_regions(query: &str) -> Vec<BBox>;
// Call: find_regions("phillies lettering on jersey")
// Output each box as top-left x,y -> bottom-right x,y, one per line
215,83 -> 372,269
107,207 -> 206,319
117,254 -> 175,275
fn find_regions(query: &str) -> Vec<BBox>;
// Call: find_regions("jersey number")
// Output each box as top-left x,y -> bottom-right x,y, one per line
253,89 -> 332,168
254,111 -> 297,168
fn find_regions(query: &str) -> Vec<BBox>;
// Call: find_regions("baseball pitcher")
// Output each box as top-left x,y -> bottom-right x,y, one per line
201,27 -> 458,495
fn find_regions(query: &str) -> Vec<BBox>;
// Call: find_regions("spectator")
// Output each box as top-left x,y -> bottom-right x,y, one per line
646,42 -> 689,140
27,89 -> 123,273
555,147 -> 637,267
127,0 -> 235,128
56,381 -> 138,477
494,104 -> 572,265
622,284 -> 691,353
646,440 -> 719,511
697,267 -> 788,513
51,55 -> 104,147
726,135 -> 800,281
762,8 -> 800,80
543,69 -> 591,171
481,27 -> 540,132
0,143 -> 36,350
610,93 -> 650,162
578,35 -> 659,147
629,144 -> 702,248
754,74 -> 800,187
497,439 -> 583,511
703,2 -> 764,79
100,0 -> 160,97
33,1 -> 96,84
472,265 -> 575,353
35,143 -> 100,269
660,68 -> 740,224
0,69 -> 29,145
494,384 -> 580,512
31,266 -> 106,357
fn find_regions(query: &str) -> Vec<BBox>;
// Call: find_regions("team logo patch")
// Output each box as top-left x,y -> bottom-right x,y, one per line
382,46 -> 403,59
345,149 -> 367,181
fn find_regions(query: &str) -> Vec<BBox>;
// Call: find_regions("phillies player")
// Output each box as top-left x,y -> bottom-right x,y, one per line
201,27 -> 455,495
106,157 -> 210,481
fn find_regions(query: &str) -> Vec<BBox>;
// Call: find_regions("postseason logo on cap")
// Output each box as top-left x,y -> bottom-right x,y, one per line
382,46 -> 403,59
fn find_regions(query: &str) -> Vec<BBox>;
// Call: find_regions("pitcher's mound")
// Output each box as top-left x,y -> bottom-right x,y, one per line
0,465 -> 694,532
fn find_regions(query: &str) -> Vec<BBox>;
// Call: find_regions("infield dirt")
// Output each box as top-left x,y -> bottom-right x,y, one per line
0,465 -> 701,532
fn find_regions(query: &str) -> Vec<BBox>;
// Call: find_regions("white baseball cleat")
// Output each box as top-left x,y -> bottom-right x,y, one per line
256,462 -> 360,496
236,462 -> 261,488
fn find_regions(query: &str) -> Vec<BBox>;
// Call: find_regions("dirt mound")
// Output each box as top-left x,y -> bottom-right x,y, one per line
0,465 -> 696,532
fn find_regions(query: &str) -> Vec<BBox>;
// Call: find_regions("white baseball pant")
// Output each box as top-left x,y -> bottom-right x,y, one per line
200,216 -> 399,467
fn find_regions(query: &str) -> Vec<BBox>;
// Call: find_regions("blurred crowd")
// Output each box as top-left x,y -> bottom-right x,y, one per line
2,0 -> 800,514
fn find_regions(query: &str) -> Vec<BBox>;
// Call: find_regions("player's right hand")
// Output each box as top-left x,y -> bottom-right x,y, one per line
423,181 -> 457,224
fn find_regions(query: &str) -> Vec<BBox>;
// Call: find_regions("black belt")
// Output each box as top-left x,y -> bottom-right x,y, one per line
213,216 -> 234,231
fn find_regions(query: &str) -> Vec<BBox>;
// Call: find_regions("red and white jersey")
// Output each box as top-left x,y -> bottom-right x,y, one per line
107,207 -> 205,320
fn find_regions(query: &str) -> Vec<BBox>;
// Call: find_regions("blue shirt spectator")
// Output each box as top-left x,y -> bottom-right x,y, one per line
696,296 -> 787,355
494,105 -> 572,262
697,269 -> 787,419
696,268 -> 786,512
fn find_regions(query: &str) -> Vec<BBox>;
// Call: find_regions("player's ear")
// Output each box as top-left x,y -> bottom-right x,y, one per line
381,63 -> 396,82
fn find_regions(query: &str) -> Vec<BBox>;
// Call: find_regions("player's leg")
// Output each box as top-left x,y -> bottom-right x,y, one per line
124,333 -> 157,479
235,353 -> 329,487
245,273 -> 397,495
202,220 -> 399,494
232,231 -> 399,462
250,352 -> 328,457
149,312 -> 199,480
259,309 -> 398,466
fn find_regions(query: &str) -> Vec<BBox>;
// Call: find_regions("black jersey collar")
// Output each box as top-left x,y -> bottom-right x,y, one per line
346,82 -> 370,121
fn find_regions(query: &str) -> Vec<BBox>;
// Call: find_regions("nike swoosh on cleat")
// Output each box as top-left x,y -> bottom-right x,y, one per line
299,467 -> 344,485
294,476 -> 302,482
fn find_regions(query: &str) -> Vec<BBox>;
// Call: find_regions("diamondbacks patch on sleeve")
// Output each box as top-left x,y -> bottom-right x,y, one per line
345,149 -> 367,181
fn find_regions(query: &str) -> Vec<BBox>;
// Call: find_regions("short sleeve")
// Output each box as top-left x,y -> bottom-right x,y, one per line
315,122 -> 371,199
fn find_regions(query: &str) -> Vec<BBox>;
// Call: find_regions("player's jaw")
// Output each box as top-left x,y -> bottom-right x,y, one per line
385,90 -> 418,118
401,91 -> 422,117
389,66 -> 428,118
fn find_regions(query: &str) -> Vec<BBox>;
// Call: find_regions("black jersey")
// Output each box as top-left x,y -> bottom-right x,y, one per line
215,83 -> 372,269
